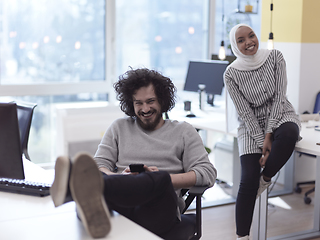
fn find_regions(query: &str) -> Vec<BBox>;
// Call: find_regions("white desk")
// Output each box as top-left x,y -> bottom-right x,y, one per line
253,122 -> 320,240
0,160 -> 161,240
169,103 -> 228,134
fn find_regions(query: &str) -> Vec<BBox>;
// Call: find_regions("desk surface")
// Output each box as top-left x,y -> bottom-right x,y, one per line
169,104 -> 228,134
295,122 -> 320,156
0,160 -> 161,240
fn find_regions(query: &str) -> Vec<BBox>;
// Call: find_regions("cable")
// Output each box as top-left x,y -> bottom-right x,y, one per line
270,0 -> 273,33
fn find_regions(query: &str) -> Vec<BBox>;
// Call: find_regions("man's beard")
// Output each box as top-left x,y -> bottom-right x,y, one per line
136,110 -> 163,131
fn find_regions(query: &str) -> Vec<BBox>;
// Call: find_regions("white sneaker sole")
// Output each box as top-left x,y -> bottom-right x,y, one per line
70,152 -> 111,238
50,156 -> 70,207
256,177 -> 272,199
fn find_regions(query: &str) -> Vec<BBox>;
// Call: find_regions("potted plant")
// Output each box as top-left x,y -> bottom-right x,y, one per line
245,1 -> 253,12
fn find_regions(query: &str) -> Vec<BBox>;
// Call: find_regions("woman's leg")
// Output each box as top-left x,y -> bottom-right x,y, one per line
236,122 -> 299,237
262,122 -> 299,178
101,171 -> 178,236
236,153 -> 261,237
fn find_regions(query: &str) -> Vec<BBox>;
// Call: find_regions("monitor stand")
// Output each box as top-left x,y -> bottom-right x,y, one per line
186,111 -> 196,118
207,94 -> 215,106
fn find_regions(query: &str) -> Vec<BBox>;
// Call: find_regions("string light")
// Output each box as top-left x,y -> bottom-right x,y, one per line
267,0 -> 274,50
218,0 -> 226,60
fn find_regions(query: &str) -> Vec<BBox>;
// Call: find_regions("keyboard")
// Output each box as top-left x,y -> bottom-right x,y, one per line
0,178 -> 51,197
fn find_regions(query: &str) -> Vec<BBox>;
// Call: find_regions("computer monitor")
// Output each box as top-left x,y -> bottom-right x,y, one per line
0,103 -> 25,179
184,60 -> 229,105
15,102 -> 37,160
211,54 -> 236,65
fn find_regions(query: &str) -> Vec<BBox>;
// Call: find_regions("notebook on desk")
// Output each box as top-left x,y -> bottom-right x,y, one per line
0,103 -> 51,196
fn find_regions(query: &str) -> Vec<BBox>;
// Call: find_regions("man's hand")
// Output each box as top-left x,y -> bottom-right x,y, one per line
99,167 -> 116,175
121,165 -> 159,175
144,166 -> 159,172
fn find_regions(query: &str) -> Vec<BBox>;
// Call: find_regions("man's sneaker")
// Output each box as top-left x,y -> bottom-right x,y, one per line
50,156 -> 73,207
70,152 -> 111,238
256,175 -> 272,199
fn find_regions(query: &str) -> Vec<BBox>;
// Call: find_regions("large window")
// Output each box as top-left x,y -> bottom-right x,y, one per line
116,0 -> 210,89
0,0 -> 261,165
0,0 -> 105,84
0,0 -> 108,165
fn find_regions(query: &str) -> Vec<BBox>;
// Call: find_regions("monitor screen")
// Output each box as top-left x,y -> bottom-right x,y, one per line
184,60 -> 228,95
0,103 -> 25,179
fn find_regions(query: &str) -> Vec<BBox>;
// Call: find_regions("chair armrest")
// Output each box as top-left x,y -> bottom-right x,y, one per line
188,186 -> 209,195
182,186 -> 209,213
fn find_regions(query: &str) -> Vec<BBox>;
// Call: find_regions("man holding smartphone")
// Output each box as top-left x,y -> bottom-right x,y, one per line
50,68 -> 217,239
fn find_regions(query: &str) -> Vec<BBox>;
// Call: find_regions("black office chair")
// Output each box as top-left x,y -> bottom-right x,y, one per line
13,101 -> 37,161
161,186 -> 208,240
162,112 -> 209,239
295,91 -> 320,204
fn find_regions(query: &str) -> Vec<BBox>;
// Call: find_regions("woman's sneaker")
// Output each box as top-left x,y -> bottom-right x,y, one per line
256,175 -> 272,199
237,235 -> 249,240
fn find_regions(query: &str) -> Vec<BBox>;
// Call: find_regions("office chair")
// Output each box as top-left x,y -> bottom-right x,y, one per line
162,112 -> 210,239
161,186 -> 208,240
13,101 -> 37,161
295,91 -> 320,204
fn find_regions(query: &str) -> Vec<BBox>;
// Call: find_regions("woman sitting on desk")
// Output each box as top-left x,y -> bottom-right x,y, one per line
223,23 -> 301,240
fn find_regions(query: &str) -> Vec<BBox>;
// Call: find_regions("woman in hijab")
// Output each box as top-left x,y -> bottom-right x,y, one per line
224,23 -> 301,240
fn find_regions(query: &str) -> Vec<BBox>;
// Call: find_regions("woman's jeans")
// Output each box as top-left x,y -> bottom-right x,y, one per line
236,122 -> 299,236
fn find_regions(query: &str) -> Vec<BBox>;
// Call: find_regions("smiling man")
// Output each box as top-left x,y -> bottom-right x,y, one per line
50,68 -> 217,239
133,84 -> 163,131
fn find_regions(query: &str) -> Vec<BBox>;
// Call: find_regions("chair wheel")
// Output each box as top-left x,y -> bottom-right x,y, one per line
304,196 -> 312,204
295,186 -> 302,193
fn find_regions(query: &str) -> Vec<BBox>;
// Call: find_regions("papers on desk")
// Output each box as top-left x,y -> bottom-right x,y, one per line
305,120 -> 320,128
299,113 -> 320,122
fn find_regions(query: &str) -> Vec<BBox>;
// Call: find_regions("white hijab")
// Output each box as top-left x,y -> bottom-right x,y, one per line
229,23 -> 271,71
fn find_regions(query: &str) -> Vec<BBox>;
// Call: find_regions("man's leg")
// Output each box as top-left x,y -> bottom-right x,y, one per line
102,171 -> 179,237
50,153 -> 111,239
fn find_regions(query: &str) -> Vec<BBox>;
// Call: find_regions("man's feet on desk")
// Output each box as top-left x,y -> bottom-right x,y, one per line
50,152 -> 111,238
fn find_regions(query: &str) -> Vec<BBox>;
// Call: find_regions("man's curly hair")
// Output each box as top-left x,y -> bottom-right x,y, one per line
114,68 -> 177,117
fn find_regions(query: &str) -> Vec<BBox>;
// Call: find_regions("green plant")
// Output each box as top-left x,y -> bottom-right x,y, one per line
205,146 -> 211,154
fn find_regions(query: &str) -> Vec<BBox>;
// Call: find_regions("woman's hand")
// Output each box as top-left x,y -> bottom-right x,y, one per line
260,133 -> 272,168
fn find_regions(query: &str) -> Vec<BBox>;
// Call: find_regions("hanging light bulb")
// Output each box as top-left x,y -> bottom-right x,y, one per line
268,1 -> 274,50
267,32 -> 274,50
219,40 -> 226,60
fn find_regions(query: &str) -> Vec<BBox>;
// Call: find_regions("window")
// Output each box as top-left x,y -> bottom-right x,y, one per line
0,0 -> 108,164
0,0 -> 106,84
116,0 -> 210,89
0,0 -> 262,165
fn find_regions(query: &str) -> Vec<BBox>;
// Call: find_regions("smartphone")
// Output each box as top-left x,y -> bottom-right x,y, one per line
129,163 -> 145,173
